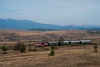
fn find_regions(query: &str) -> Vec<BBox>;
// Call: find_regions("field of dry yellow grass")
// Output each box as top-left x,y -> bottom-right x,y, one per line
0,30 -> 87,36
0,45 -> 100,67
0,30 -> 100,67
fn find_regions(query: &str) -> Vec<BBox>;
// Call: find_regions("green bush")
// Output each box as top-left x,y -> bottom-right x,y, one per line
13,43 -> 22,51
20,44 -> 26,53
94,45 -> 98,48
49,46 -> 55,56
50,49 -> 55,56
13,43 -> 26,53
94,45 -> 98,52
1,45 -> 7,54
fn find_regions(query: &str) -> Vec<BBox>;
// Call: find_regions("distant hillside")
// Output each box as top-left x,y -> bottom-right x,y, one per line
0,18 -> 100,30
0,18 -> 65,30
87,27 -> 100,30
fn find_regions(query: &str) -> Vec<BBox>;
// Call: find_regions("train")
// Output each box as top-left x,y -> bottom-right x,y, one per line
35,40 -> 91,47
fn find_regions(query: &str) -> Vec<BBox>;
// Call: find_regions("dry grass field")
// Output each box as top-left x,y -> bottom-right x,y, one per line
0,30 -> 100,67
0,45 -> 100,67
0,30 -> 100,43
0,30 -> 87,36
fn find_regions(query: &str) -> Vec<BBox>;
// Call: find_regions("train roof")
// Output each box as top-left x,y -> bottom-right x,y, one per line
80,40 -> 91,42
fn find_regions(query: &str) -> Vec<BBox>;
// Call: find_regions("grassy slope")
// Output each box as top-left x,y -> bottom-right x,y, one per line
0,45 -> 100,67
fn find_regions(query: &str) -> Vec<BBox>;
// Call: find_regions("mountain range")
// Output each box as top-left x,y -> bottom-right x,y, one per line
0,18 -> 100,30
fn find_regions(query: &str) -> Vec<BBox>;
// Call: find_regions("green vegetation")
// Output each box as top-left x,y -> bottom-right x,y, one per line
49,46 -> 55,56
94,45 -> 98,52
50,49 -> 55,56
1,45 -> 7,54
13,43 -> 26,53
20,44 -> 26,53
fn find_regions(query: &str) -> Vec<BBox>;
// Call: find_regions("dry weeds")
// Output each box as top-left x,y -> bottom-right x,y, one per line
0,45 -> 100,67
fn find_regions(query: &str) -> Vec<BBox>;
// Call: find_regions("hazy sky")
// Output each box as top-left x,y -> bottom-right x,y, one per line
0,0 -> 100,26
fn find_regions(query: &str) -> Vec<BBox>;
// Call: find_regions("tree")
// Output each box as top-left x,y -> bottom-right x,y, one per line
69,40 -> 71,44
58,37 -> 64,46
1,45 -> 7,54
